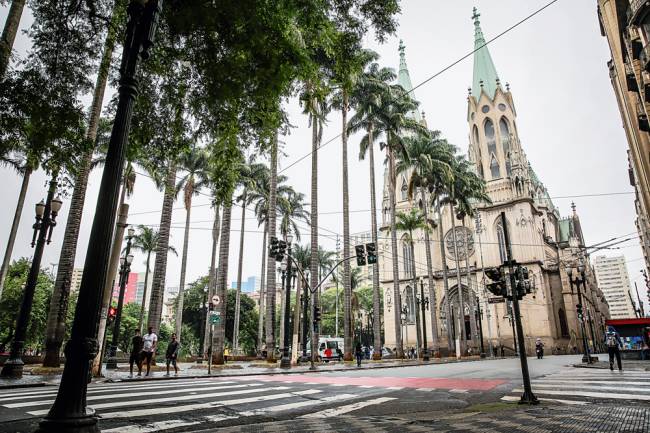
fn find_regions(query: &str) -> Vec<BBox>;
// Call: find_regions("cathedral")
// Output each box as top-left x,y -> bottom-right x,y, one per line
378,9 -> 611,356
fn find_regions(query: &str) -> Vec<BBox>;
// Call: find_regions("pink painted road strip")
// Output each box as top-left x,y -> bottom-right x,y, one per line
228,375 -> 506,391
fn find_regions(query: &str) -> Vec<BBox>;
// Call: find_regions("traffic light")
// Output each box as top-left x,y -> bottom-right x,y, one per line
485,267 -> 507,298
269,237 -> 279,259
107,306 -> 117,324
576,303 -> 583,318
366,243 -> 377,265
276,240 -> 287,262
355,244 -> 367,266
313,306 -> 321,323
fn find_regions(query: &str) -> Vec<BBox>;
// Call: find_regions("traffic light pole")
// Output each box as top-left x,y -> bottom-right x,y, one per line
500,212 -> 538,405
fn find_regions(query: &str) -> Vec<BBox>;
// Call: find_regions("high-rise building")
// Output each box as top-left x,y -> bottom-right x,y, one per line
594,255 -> 637,319
111,272 -> 139,305
135,270 -> 153,307
597,1 -> 650,273
70,268 -> 84,293
231,276 -> 260,293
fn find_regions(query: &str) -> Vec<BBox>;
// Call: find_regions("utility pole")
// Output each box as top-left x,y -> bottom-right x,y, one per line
335,235 -> 340,337
500,212 -> 538,405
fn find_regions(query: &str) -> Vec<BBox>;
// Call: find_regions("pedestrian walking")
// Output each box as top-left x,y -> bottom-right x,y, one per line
355,342 -> 363,367
605,330 -> 623,371
535,338 -> 544,359
165,333 -> 180,376
142,326 -> 158,376
129,329 -> 144,377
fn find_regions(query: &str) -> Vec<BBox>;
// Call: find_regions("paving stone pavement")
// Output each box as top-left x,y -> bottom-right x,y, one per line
210,405 -> 650,432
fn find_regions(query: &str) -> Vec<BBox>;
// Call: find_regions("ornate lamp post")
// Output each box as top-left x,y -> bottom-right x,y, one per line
475,296 -> 486,358
106,227 -> 135,369
1,183 -> 63,378
417,277 -> 430,361
400,306 -> 408,357
280,234 -> 293,368
566,262 -> 593,364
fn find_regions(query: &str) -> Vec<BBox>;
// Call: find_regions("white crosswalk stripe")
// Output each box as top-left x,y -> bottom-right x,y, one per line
1,377 -> 390,432
501,369 -> 650,406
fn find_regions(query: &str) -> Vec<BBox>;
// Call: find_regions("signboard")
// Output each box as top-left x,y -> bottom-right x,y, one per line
209,311 -> 221,324
212,295 -> 221,306
488,297 -> 505,304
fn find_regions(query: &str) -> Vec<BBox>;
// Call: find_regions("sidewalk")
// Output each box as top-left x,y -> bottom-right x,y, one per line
0,356 -> 488,389
210,404 -> 650,432
574,359 -> 650,371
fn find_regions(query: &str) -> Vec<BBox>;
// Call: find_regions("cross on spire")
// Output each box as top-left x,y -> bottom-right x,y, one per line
472,7 -> 480,24
399,39 -> 405,58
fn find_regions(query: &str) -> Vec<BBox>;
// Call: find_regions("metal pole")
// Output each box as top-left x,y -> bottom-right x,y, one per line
208,325 -> 213,375
37,3 -> 162,431
501,212 -> 538,405
476,213 -> 494,357
280,243 -> 293,368
2,176 -> 59,378
106,236 -> 132,369
420,278 -> 429,361
476,296 -> 485,358
302,280 -> 309,361
575,273 -> 592,364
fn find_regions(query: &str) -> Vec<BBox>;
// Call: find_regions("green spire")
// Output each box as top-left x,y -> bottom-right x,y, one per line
397,40 -> 421,121
471,7 -> 500,100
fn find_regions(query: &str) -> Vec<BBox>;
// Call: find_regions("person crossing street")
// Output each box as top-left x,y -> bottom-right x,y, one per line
355,342 -> 363,367
605,330 -> 623,371
129,329 -> 143,377
142,326 -> 158,376
166,333 -> 180,376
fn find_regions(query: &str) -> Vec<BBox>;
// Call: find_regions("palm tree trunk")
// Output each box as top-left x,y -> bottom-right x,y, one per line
257,223 -> 267,354
310,106 -> 320,366
291,269 -> 301,363
463,218 -> 478,350
368,126 -> 382,360
138,251 -> 151,333
0,167 -> 31,299
449,202 -> 466,355
420,188 -> 439,354
388,147 -> 403,358
147,163 -> 177,334
265,135 -> 278,361
341,91 -> 352,362
0,0 -> 26,77
203,204 -> 220,356
175,196 -> 192,339
409,235 -> 421,356
212,202 -> 232,365
437,202 -> 454,353
233,193 -> 247,353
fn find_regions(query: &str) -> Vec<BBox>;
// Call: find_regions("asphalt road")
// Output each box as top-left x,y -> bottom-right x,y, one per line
0,354 -> 635,432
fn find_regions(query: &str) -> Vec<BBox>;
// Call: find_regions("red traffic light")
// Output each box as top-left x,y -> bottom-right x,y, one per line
108,306 -> 117,318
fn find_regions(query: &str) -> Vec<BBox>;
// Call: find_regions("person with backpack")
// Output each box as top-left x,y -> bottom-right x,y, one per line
605,330 -> 623,371
355,342 -> 363,367
165,333 -> 180,376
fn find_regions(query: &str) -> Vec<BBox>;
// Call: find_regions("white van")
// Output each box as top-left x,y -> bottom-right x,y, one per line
318,337 -> 344,362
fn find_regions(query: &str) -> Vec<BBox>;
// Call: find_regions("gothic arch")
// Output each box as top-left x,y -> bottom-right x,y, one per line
485,119 -> 500,179
439,284 -> 474,341
404,285 -> 416,324
494,217 -> 508,263
499,117 -> 512,176
401,233 -> 413,279
558,308 -> 569,338
400,174 -> 408,201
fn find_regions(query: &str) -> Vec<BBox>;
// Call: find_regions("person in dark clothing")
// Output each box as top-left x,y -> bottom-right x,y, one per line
166,333 -> 180,376
355,342 -> 363,367
605,331 -> 623,371
129,329 -> 144,377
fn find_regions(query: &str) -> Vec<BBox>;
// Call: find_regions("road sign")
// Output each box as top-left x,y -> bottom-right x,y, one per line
209,312 -> 221,324
488,297 -> 505,304
212,295 -> 221,306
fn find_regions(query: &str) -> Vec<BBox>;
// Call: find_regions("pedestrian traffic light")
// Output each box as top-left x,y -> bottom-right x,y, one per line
366,243 -> 377,265
355,244 -> 367,266
485,267 -> 507,298
313,306 -> 321,323
276,240 -> 287,262
107,306 -> 117,324
269,237 -> 279,259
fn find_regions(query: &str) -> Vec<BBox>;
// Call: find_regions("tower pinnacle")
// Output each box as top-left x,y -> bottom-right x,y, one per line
396,40 -> 421,121
471,8 -> 500,101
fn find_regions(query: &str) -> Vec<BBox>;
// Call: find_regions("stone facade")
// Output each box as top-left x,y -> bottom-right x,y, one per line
379,9 -> 610,357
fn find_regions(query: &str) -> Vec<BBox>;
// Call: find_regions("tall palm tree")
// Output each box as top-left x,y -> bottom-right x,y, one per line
174,147 -> 210,339
0,0 -> 26,77
130,225 -> 178,333
202,200 -> 220,356
277,189 -> 310,242
349,62 -> 395,359
42,9 -> 121,367
332,48 -> 379,361
317,246 -> 336,282
400,131 -> 454,355
301,80 -> 330,365
395,208 -> 428,356
374,85 -> 425,358
265,134 -> 279,361
232,159 -> 267,353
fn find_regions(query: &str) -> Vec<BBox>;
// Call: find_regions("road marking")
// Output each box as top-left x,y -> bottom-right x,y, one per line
332,383 -> 347,387
500,395 -> 588,405
358,385 -> 374,388
97,389 -> 319,419
27,386 -> 291,416
5,383 -> 258,408
305,382 -> 318,385
238,393 -> 358,416
301,397 -> 396,418
532,380 -> 650,386
416,388 -> 435,392
103,419 -> 202,433
531,384 -> 650,393
386,386 -> 403,390
510,388 -> 650,401
450,389 -> 468,393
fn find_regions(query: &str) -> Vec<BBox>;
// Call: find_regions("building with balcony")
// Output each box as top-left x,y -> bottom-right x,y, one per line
598,0 -> 650,272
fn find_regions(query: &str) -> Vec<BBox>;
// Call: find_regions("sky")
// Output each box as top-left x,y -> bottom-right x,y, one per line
1,0 -> 648,309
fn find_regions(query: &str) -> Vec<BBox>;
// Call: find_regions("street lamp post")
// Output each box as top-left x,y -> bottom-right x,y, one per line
566,263 -> 593,364
280,234 -> 293,368
475,296 -> 486,358
400,306 -> 408,358
418,277 -> 430,361
1,180 -> 63,378
106,228 -> 135,369
302,269 -> 310,362
198,286 -> 208,362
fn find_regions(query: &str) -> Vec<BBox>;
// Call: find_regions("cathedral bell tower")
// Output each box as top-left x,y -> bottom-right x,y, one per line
467,8 -> 530,201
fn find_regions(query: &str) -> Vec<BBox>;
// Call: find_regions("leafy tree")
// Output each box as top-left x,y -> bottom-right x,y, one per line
225,289 -> 258,355
105,302 -> 140,355
0,258 -> 53,352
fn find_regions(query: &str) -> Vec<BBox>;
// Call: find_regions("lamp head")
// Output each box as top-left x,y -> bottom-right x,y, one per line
51,196 -> 63,214
286,233 -> 294,244
565,266 -> 573,277
280,262 -> 287,272
35,200 -> 46,218
577,264 -> 585,274
126,254 -> 134,265
120,257 -> 126,267
128,226 -> 136,238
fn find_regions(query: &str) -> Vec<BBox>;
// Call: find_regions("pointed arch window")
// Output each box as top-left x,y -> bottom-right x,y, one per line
490,155 -> 500,179
473,125 -> 484,179
496,218 -> 507,263
558,308 -> 569,337
400,175 -> 408,201
485,119 -> 500,179
402,235 -> 413,279
500,118 -> 512,176
404,286 -> 416,323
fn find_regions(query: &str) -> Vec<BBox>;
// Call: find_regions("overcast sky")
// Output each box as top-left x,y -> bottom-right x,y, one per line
2,1 -> 648,308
